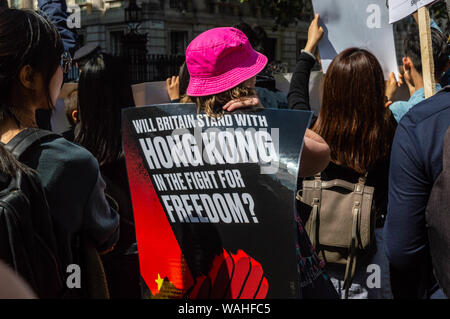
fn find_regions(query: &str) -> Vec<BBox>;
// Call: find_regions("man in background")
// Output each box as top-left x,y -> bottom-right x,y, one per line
385,85 -> 450,299
385,27 -> 448,123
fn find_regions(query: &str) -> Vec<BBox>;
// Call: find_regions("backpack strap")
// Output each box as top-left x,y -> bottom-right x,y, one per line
358,172 -> 369,185
4,128 -> 60,160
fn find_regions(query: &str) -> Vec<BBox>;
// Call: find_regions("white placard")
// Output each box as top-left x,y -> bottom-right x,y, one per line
311,0 -> 399,79
132,81 -> 171,107
388,0 -> 437,23
274,72 -> 324,116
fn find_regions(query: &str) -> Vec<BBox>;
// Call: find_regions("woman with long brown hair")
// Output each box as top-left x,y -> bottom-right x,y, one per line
289,15 -> 397,299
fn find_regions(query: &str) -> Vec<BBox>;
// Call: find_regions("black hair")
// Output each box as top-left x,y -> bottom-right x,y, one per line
0,0 -> 8,10
0,9 -> 64,122
252,25 -> 269,55
0,144 -> 33,179
233,22 -> 258,48
403,27 -> 449,78
75,53 -> 135,166
178,61 -> 190,98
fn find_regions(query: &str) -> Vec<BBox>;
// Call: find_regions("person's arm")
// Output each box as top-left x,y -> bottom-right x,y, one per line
287,52 -> 316,111
222,95 -> 262,112
298,129 -> 330,177
82,169 -> 120,254
384,124 -> 430,270
38,0 -> 77,56
0,261 -> 37,299
288,14 -> 324,111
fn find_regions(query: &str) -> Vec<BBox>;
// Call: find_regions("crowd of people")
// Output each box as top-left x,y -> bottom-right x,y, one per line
0,0 -> 448,299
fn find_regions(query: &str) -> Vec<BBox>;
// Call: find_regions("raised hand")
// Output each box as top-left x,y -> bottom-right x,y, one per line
304,13 -> 324,54
385,72 -> 400,102
222,95 -> 261,112
166,76 -> 180,101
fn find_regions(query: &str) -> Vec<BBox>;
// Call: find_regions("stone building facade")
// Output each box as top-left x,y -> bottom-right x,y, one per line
7,0 -> 447,73
74,0 -> 314,72
9,0 -> 314,72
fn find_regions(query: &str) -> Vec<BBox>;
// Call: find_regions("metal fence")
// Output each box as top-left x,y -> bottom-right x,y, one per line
65,54 -> 186,84
141,54 -> 186,83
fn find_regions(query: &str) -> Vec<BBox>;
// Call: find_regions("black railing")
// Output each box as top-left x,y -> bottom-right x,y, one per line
133,54 -> 186,83
64,54 -> 186,84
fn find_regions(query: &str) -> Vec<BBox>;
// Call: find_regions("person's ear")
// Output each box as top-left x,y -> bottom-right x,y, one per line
18,65 -> 36,90
71,109 -> 78,123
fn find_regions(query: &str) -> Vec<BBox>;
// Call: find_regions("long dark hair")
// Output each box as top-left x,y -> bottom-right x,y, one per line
0,9 -> 63,121
75,53 -> 135,165
313,48 -> 396,173
0,144 -> 32,178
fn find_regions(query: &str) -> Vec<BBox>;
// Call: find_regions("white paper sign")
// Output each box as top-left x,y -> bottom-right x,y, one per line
311,0 -> 398,79
388,0 -> 437,23
274,72 -> 324,116
132,81 -> 170,107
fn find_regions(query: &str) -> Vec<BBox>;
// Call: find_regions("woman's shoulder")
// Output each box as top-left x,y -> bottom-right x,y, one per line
321,160 -> 389,185
33,136 -> 99,173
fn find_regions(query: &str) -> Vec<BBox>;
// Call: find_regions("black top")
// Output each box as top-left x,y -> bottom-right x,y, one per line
99,157 -> 141,299
100,157 -> 136,253
287,52 -> 317,112
318,161 -> 389,227
18,136 -> 119,267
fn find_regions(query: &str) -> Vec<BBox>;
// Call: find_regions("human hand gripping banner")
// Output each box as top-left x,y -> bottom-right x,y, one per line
122,103 -> 312,299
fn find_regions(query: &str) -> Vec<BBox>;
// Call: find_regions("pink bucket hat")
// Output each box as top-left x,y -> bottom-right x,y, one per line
186,27 -> 268,97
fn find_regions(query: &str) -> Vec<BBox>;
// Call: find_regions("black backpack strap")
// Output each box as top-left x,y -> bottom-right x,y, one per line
4,128 -> 60,160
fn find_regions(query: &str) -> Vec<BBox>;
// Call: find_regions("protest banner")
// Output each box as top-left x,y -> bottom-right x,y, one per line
122,104 -> 312,298
388,0 -> 438,23
388,1 -> 440,98
311,0 -> 398,79
132,81 -> 171,106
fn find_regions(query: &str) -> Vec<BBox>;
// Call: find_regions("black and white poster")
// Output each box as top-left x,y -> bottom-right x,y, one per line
122,103 -> 312,299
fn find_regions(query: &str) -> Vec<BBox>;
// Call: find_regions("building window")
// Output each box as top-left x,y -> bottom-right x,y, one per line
110,31 -> 125,56
170,31 -> 188,55
169,0 -> 182,9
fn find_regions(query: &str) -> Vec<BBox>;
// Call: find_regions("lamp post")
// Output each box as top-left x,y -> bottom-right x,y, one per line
124,0 -> 143,33
122,0 -> 148,84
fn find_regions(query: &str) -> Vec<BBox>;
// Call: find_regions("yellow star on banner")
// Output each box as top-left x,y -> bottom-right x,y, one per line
155,274 -> 164,292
